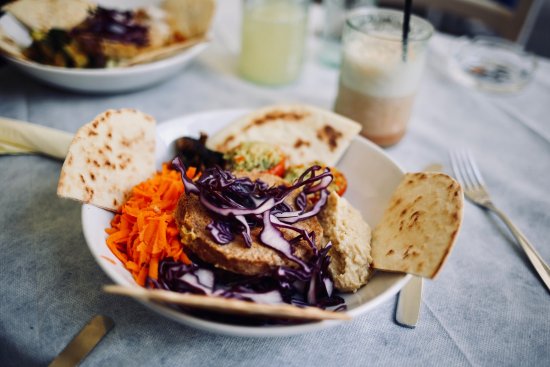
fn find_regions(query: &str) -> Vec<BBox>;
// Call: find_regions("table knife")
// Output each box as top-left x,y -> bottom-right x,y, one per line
395,163 -> 443,328
48,315 -> 114,367
395,275 -> 423,328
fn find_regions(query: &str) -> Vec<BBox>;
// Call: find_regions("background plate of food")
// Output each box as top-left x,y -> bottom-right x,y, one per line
0,0 -> 214,93
66,106 -> 462,337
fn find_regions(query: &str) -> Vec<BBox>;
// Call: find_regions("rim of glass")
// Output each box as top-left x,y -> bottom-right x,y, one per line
345,7 -> 434,43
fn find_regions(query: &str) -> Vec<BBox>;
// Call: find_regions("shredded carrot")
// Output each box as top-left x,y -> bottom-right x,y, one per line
105,163 -> 195,286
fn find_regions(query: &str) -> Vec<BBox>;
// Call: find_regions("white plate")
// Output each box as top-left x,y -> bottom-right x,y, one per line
82,109 -> 410,337
0,0 -> 208,93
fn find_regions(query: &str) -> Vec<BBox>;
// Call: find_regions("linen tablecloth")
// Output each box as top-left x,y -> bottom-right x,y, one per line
1,2 -> 549,366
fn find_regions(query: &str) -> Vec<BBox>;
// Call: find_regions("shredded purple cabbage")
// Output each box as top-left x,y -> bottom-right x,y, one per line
205,221 -> 234,244
172,157 -> 332,270
152,247 -> 345,311
165,157 -> 346,311
71,7 -> 149,46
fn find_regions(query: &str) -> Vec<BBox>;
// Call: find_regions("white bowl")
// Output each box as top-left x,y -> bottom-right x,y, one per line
82,109 -> 410,337
0,0 -> 208,93
2,43 -> 208,93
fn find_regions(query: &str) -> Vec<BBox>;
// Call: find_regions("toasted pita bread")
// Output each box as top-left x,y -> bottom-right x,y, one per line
207,105 -> 362,166
163,0 -> 215,39
57,109 -> 156,211
3,0 -> 95,32
118,37 -> 206,67
371,172 -> 463,278
0,29 -> 24,60
104,285 -> 350,321
100,40 -> 142,61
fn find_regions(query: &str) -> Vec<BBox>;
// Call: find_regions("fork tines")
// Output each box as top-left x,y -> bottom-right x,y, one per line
449,149 -> 485,191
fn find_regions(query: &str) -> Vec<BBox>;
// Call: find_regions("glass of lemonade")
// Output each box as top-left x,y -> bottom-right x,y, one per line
334,8 -> 433,147
239,0 -> 310,86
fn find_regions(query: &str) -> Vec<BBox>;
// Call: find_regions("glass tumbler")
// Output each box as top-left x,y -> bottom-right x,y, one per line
334,8 -> 433,147
319,0 -> 375,67
238,0 -> 310,86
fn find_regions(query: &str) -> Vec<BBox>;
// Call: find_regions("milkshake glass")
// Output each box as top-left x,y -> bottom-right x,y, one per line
334,8 -> 433,146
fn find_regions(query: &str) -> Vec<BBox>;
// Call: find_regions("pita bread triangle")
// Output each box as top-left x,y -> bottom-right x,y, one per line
118,37 -> 206,67
0,28 -> 24,60
3,0 -> 95,32
57,109 -> 156,212
163,0 -> 216,40
206,104 -> 361,167
104,285 -> 350,321
371,172 -> 464,278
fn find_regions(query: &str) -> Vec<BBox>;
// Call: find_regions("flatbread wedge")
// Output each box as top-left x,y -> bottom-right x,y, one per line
104,285 -> 350,321
163,0 -> 216,39
2,0 -> 95,32
371,172 -> 464,278
207,104 -> 362,166
118,37 -> 207,67
57,109 -> 156,211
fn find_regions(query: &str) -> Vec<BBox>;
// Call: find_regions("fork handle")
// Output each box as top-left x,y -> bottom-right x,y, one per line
488,204 -> 550,292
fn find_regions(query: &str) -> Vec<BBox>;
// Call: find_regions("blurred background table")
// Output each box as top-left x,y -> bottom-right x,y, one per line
0,1 -> 549,366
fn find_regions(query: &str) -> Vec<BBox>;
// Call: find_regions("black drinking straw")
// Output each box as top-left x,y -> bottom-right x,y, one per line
402,0 -> 412,62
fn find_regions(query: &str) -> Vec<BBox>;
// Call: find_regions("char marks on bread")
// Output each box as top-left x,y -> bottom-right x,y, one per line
370,172 -> 464,278
206,104 -> 361,167
57,109 -> 156,212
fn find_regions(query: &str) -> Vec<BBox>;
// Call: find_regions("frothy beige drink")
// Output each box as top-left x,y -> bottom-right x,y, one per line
334,9 -> 433,147
335,83 -> 415,146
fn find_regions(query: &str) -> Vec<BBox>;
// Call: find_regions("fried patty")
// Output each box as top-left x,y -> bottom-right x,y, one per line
175,172 -> 323,276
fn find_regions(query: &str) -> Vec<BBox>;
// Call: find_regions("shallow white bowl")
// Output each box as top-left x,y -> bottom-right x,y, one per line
82,109 -> 410,337
2,42 -> 208,93
0,0 -> 208,93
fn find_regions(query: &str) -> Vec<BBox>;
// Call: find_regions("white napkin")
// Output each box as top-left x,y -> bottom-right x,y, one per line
0,117 -> 73,159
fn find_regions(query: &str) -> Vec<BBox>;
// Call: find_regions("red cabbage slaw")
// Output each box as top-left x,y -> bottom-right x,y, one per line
151,158 -> 345,311
71,7 -> 149,46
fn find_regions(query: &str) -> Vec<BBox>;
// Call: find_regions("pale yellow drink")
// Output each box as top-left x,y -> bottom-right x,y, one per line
239,0 -> 309,85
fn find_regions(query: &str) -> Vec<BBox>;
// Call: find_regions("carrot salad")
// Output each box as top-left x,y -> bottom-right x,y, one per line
105,163 -> 197,286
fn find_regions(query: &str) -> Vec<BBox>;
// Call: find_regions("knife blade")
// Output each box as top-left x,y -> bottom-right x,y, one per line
48,315 -> 114,367
395,275 -> 423,328
395,163 -> 443,328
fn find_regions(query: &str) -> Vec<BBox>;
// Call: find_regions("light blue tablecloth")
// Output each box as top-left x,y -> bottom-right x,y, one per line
1,2 -> 549,366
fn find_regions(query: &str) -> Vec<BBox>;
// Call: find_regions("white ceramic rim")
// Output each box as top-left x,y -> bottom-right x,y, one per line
2,41 -> 209,76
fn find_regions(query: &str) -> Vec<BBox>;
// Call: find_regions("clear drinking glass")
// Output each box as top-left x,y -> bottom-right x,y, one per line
448,36 -> 537,93
334,8 -> 433,147
319,0 -> 375,67
238,0 -> 310,86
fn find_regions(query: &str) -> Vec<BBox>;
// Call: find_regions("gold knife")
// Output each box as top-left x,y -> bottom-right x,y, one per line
395,163 -> 443,328
48,315 -> 114,367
